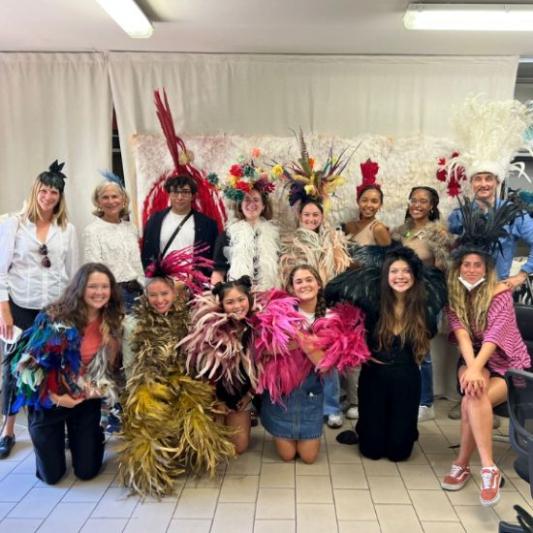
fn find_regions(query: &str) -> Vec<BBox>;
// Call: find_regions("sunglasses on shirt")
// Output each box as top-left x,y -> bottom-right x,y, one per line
39,244 -> 51,268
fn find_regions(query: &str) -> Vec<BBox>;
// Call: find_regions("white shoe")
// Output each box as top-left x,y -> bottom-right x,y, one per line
327,414 -> 344,429
345,405 -> 359,420
418,405 -> 435,423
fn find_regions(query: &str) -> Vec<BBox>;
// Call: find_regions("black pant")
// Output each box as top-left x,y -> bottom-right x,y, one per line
28,399 -> 104,484
356,361 -> 420,462
1,300 -> 40,416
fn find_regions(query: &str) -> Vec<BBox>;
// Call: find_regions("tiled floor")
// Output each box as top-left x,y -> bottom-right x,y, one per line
0,399 -> 531,533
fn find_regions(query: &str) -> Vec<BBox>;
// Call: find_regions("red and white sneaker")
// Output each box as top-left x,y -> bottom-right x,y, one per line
480,466 -> 502,507
441,464 -> 471,491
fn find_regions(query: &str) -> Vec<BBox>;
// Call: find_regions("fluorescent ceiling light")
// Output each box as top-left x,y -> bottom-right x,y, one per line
96,0 -> 153,38
404,3 -> 533,31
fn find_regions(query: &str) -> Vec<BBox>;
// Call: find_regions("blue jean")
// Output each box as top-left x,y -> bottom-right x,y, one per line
322,369 -> 342,416
420,354 -> 434,407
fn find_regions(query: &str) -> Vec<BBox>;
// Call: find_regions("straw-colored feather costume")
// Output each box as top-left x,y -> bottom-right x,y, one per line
118,297 -> 235,498
279,225 -> 350,285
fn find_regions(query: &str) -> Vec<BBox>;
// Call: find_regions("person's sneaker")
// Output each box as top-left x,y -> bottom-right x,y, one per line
448,401 -> 461,420
418,405 -> 435,423
441,464 -> 471,491
0,435 -> 15,459
345,405 -> 359,420
480,466 -> 502,506
327,414 -> 344,429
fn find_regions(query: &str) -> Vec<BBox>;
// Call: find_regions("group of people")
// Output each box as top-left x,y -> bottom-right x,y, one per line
0,138 -> 532,508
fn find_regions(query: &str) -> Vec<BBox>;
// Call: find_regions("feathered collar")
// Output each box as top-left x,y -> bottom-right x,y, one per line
11,312 -> 116,410
226,218 -> 280,290
129,297 -> 190,374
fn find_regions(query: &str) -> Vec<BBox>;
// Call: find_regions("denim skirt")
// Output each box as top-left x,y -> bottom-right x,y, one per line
260,372 -> 323,440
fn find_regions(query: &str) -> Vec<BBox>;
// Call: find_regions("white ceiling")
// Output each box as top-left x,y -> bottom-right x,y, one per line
1,0 -> 533,58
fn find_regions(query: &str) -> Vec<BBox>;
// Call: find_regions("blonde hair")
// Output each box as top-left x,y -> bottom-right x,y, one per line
448,255 -> 498,335
92,181 -> 130,220
22,178 -> 69,229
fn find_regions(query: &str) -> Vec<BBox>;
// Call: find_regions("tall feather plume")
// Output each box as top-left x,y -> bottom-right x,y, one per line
142,89 -> 227,231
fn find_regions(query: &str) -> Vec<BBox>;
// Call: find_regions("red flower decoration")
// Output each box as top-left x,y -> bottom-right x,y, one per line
235,181 -> 252,193
256,179 -> 275,194
436,168 -> 447,182
360,159 -> 379,183
230,164 -> 243,177
447,177 -> 461,197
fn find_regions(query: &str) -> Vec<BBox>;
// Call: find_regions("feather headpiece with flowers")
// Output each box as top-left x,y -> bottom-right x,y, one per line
141,89 -> 226,231
274,130 -> 352,210
356,158 -> 381,199
445,95 -> 533,183
451,193 -> 526,264
145,243 -> 213,295
209,149 -> 276,202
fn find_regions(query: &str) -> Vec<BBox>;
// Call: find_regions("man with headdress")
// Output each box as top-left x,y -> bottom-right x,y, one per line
446,96 -> 533,289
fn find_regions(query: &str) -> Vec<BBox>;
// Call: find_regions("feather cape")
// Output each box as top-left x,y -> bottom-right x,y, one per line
226,219 -> 280,290
118,297 -> 235,498
279,225 -> 351,285
10,312 -> 116,411
178,292 -> 256,393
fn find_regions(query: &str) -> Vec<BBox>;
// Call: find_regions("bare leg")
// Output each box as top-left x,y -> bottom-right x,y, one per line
225,411 -> 251,455
464,372 -> 507,468
1,415 -> 16,437
455,366 -> 476,466
296,439 -> 321,464
274,438 -> 297,461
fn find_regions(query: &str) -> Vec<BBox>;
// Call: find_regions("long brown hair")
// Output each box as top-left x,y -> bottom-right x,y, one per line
46,263 -> 123,344
376,251 -> 430,363
447,253 -> 497,335
286,264 -> 327,319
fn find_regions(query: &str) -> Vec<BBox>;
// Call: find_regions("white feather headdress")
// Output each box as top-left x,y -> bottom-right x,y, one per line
449,95 -> 533,182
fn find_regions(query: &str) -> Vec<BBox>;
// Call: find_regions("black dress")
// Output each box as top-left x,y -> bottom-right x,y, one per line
356,334 -> 420,462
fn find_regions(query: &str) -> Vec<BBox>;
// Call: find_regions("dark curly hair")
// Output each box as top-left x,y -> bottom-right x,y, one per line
164,174 -> 198,194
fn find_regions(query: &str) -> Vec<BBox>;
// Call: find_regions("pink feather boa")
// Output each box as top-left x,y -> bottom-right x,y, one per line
178,292 -> 256,391
253,290 -> 312,405
312,303 -> 371,373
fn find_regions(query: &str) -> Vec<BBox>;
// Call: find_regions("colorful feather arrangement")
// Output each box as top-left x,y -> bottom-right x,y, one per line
179,292 -> 257,391
253,290 -> 311,404
312,303 -> 371,373
118,297 -> 235,498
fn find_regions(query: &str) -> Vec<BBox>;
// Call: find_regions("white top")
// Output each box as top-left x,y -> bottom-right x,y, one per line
83,217 -> 144,284
0,215 -> 79,309
159,210 -> 195,257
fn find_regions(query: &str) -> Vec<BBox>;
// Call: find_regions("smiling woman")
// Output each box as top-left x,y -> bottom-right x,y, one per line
0,161 -> 78,460
83,176 -> 144,312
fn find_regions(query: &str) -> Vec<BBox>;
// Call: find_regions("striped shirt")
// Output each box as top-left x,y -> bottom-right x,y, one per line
447,291 -> 530,376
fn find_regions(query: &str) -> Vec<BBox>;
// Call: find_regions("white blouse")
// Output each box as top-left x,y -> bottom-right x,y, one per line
83,217 -> 144,285
0,215 -> 79,309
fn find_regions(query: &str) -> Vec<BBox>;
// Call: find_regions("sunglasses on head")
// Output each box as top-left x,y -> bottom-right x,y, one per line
39,244 -> 51,268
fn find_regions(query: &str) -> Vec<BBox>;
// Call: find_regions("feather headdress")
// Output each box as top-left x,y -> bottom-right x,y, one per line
356,158 -> 381,199
141,89 -> 226,230
145,244 -> 213,295
208,148 -> 276,202
452,193 -> 526,264
275,129 -> 352,210
447,95 -> 533,182
38,160 -> 67,193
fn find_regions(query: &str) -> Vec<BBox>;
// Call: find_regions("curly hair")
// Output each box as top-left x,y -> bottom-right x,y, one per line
46,263 -> 124,345
286,264 -> 327,319
447,255 -> 497,335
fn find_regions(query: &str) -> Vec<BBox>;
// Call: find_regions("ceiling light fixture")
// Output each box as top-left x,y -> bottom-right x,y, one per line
404,3 -> 533,31
96,0 -> 153,38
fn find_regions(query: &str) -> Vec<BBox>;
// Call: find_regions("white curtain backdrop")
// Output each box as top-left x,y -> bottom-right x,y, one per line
0,53 -> 112,234
108,53 -> 518,218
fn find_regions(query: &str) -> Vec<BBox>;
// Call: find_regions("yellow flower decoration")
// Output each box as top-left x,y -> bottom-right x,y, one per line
304,184 -> 317,196
271,164 -> 284,178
